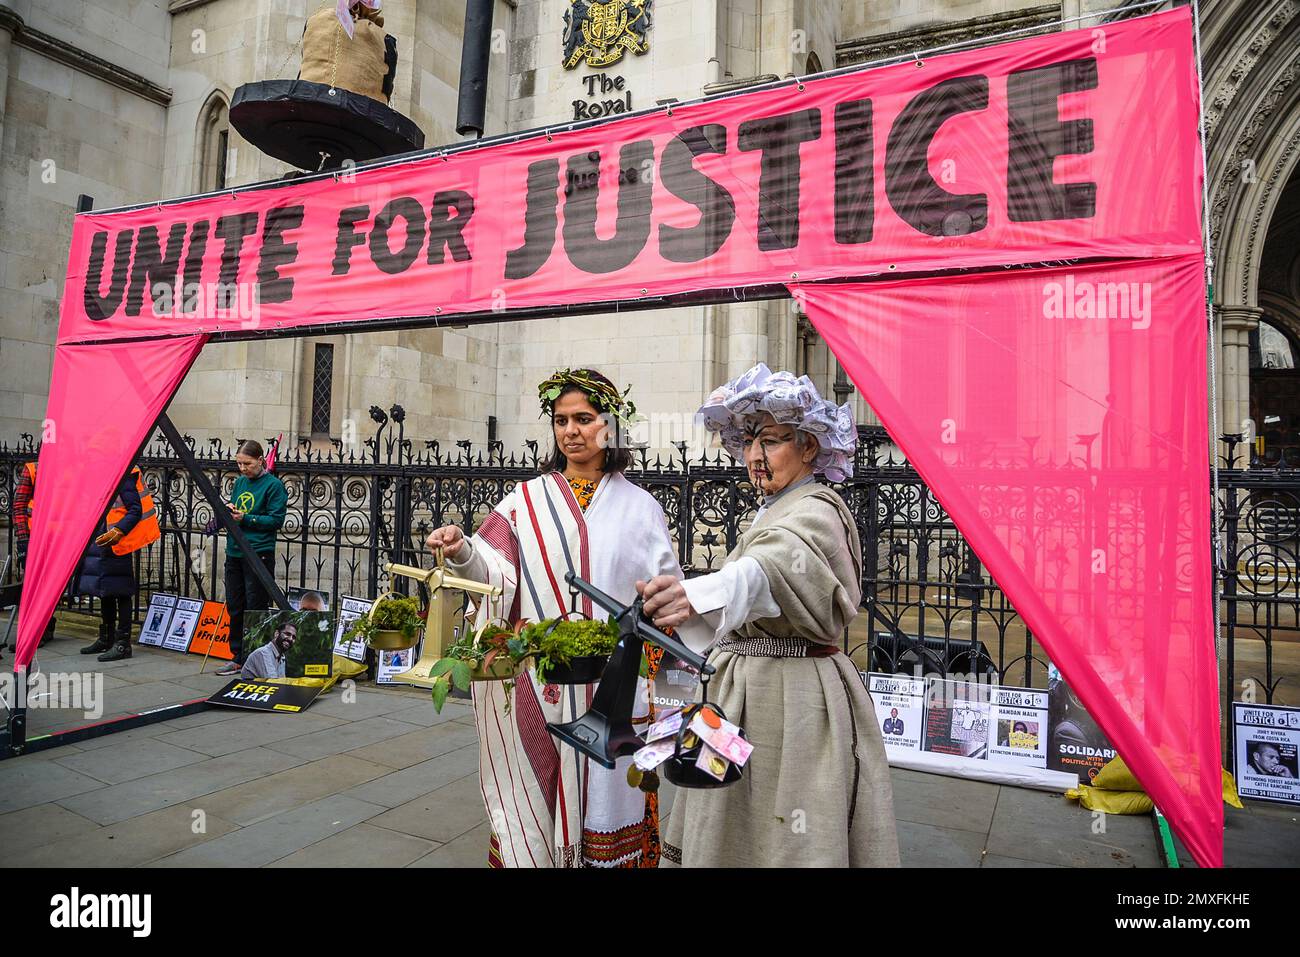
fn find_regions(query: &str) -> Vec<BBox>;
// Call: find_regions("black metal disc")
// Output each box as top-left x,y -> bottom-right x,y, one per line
231,79 -> 425,171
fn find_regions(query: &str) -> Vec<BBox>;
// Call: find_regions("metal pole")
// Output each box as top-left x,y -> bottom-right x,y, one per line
155,414 -> 289,610
455,0 -> 495,138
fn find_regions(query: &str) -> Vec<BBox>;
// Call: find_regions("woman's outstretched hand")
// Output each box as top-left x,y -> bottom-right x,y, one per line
636,575 -> 694,629
426,524 -> 466,560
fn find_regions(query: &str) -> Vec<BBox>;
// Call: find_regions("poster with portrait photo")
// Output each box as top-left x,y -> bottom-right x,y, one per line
376,643 -> 419,685
287,586 -> 331,613
867,673 -> 925,755
989,687 -> 1049,768
137,593 -> 177,647
333,596 -> 372,663
243,609 -> 334,680
162,597 -> 204,653
1233,702 -> 1300,806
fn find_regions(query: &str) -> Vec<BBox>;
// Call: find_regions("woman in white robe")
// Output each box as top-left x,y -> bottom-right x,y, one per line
427,369 -> 681,868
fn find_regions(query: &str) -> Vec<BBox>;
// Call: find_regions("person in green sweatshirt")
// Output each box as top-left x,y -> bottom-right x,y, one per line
215,440 -> 288,676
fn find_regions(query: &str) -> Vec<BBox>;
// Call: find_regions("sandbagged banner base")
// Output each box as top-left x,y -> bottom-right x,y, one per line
888,750 -> 1080,793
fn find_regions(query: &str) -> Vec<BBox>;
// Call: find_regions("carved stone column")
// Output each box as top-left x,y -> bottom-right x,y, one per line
0,5 -> 21,160
1218,304 -> 1262,457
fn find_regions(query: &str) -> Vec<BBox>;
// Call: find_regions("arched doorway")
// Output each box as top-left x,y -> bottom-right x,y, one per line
1251,167 -> 1300,466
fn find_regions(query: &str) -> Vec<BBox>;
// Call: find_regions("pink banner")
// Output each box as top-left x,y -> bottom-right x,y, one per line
14,336 -> 208,671
795,255 -> 1220,867
58,9 -> 1199,345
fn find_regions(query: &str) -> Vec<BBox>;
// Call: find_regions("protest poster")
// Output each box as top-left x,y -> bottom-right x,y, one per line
161,597 -> 204,653
333,596 -> 372,663
188,601 -> 232,661
1233,702 -> 1300,806
1047,664 -> 1117,784
867,673 -> 925,756
287,586 -> 331,612
376,643 -> 419,685
208,678 -> 323,713
136,594 -> 177,647
242,609 -> 334,679
989,686 -> 1049,768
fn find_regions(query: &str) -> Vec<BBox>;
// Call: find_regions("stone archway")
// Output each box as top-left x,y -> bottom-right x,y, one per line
1203,0 -> 1300,451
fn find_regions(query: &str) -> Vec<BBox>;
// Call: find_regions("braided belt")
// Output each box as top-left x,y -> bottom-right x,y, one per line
714,635 -> 840,659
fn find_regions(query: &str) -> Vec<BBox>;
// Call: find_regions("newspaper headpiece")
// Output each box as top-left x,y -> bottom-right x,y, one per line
696,363 -> 856,481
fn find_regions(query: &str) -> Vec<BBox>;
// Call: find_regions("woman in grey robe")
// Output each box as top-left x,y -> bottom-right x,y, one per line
639,364 -> 899,867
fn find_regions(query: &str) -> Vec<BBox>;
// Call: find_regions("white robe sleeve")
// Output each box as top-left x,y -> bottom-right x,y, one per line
445,536 -> 489,584
679,557 -> 780,647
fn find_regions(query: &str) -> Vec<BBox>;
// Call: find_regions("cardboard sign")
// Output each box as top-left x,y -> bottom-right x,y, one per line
188,601 -> 232,661
137,594 -> 177,647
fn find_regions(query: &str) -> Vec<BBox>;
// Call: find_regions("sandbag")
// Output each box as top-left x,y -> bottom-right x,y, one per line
1067,784 -> 1156,815
301,5 -> 389,103
1086,754 -> 1245,809
1093,754 -> 1143,792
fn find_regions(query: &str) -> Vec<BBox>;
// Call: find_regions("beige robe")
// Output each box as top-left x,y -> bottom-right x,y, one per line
663,482 -> 900,867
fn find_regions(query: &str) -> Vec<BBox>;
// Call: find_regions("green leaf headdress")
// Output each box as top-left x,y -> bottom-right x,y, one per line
537,368 -> 637,430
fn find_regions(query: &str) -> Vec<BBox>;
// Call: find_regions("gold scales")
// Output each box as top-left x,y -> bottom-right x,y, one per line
380,548 -> 501,690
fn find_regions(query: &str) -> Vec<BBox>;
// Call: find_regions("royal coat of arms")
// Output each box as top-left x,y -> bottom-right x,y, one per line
563,0 -> 652,70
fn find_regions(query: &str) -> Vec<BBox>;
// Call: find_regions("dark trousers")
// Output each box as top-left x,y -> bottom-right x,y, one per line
99,595 -> 131,637
225,551 -> 276,663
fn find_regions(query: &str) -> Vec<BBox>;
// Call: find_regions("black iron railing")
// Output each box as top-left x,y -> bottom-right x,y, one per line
2,421 -> 1296,727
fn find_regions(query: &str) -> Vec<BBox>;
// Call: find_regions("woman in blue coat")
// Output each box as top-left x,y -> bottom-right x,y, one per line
76,467 -> 145,662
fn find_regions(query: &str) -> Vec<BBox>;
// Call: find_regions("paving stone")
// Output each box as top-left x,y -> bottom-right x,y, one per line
342,743 -> 480,808
0,803 -> 101,855
7,802 -> 240,867
111,706 -> 241,734
986,784 -> 1160,867
265,715 -> 425,760
384,700 -> 473,727
104,657 -> 208,683
86,680 -> 206,716
145,794 -> 385,867
888,766 -> 1001,834
51,737 -> 208,785
152,711 -> 346,757
407,821 -> 492,868
982,854 -> 1065,868
897,819 -> 988,867
169,673 -> 236,694
55,746 -> 308,825
50,723 -> 172,751
268,822 -> 438,867
198,754 -> 393,826
307,689 -> 423,720
343,721 -> 480,770
0,757 -> 106,814
367,773 -> 487,845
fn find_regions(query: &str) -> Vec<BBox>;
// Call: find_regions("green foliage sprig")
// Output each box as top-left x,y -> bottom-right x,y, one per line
427,616 -> 619,711
526,616 -> 619,684
342,595 -> 423,646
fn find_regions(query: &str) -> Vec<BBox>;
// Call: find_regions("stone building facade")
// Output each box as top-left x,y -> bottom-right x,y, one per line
0,0 -> 1296,462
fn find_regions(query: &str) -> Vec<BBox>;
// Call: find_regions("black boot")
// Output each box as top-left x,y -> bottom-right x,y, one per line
81,624 -> 113,655
39,616 -> 57,647
98,623 -> 133,662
